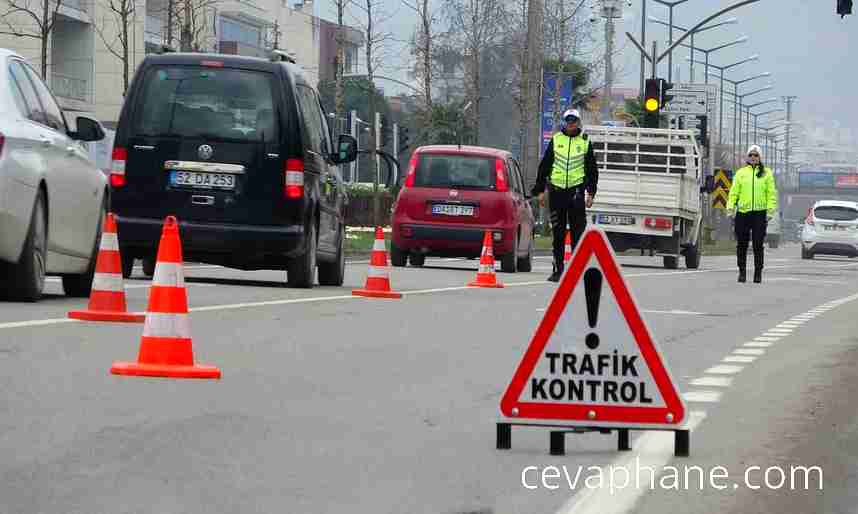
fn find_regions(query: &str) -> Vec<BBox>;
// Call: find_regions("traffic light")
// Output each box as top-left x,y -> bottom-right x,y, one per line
398,125 -> 410,153
838,0 -> 852,17
644,78 -> 660,113
696,115 -> 709,148
380,115 -> 391,147
660,80 -> 674,108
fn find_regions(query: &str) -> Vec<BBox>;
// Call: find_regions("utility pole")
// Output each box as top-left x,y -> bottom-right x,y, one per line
640,0 -> 646,99
783,95 -> 797,182
524,0 -> 544,190
350,110 -> 358,183
600,0 -> 624,122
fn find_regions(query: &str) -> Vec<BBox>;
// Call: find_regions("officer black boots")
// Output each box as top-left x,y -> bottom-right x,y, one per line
548,258 -> 563,282
737,243 -> 748,283
754,250 -> 764,283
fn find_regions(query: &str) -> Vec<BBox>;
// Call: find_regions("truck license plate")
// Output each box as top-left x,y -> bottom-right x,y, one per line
170,171 -> 236,190
597,214 -> 635,226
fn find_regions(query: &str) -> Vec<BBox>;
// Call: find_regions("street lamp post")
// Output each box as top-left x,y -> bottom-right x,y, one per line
748,107 -> 783,145
651,0 -> 692,82
712,72 -> 771,166
696,55 -> 757,146
744,97 -> 778,151
649,16 -> 739,82
680,35 -> 747,84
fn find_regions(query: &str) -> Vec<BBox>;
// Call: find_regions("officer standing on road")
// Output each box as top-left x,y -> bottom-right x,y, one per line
531,109 -> 599,282
727,144 -> 778,283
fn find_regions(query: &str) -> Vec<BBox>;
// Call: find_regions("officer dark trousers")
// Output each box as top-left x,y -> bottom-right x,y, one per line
550,185 -> 587,274
735,211 -> 767,273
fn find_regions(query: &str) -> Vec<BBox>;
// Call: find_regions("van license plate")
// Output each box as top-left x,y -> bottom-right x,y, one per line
597,215 -> 635,225
170,171 -> 235,190
432,204 -> 474,216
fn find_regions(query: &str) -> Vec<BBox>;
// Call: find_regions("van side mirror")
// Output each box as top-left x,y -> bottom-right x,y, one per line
70,116 -> 105,142
331,134 -> 358,164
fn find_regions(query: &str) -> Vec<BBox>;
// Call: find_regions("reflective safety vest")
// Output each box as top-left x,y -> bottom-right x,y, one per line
550,131 -> 588,189
726,165 -> 778,214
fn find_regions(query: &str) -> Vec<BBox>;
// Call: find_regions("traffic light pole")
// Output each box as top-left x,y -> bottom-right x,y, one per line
392,122 -> 399,165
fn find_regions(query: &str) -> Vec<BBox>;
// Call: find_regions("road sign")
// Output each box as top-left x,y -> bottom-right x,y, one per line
711,169 -> 732,209
500,228 -> 686,428
663,91 -> 707,115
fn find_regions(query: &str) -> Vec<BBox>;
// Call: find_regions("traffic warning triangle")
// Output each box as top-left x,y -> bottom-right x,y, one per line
500,227 -> 685,427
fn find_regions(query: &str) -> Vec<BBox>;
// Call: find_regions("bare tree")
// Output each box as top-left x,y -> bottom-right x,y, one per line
334,0 -> 346,120
93,0 -> 136,93
0,0 -> 63,79
146,0 -> 218,52
402,0 -> 435,111
443,0 -> 509,145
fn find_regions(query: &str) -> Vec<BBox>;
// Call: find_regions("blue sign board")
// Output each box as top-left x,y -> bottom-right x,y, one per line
541,72 -> 574,156
798,172 -> 834,189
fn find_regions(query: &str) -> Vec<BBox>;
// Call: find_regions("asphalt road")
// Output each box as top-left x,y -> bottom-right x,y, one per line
1,241 -> 856,514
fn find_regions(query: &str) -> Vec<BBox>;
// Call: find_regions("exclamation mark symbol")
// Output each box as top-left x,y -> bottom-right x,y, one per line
584,268 -> 603,350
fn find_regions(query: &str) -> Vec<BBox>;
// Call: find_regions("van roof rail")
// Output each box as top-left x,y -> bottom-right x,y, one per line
270,49 -> 297,64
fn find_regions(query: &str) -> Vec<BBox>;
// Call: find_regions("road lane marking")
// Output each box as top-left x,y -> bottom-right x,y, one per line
704,365 -> 744,375
683,391 -> 722,403
723,355 -> 757,363
734,348 -> 766,356
744,341 -> 774,348
556,411 -> 707,514
767,328 -> 794,333
754,336 -> 781,342
690,376 -> 733,387
0,318 -> 78,330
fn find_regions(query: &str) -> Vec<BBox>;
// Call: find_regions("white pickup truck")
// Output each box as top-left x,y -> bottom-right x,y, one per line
584,125 -> 711,269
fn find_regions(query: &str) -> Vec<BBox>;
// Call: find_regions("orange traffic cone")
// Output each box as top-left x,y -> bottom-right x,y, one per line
468,231 -> 504,288
68,213 -> 144,323
564,230 -> 573,263
352,227 -> 402,299
111,216 -> 221,379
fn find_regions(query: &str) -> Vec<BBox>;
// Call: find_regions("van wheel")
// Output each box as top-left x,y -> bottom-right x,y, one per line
663,256 -> 678,269
801,246 -> 813,260
142,256 -> 156,277
409,253 -> 425,267
501,232 -> 518,273
63,201 -> 105,297
7,190 -> 47,302
390,243 -> 407,267
517,237 -> 533,272
288,222 -> 316,288
121,253 -> 134,279
318,225 -> 345,286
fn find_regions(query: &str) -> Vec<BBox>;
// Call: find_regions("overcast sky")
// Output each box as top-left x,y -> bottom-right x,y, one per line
317,0 -> 857,138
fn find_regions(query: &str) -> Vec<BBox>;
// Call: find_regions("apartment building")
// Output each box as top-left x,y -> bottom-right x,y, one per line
0,0 -> 364,123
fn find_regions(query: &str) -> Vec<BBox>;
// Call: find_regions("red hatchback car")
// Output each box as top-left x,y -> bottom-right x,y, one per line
390,145 -> 535,272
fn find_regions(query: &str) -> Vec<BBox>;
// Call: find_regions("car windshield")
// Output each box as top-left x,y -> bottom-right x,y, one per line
133,66 -> 277,142
414,153 -> 496,189
814,206 -> 858,221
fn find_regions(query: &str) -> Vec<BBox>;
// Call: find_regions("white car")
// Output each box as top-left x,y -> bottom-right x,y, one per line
801,200 -> 858,259
0,49 -> 108,301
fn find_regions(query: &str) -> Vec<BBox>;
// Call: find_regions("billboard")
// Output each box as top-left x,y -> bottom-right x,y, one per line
798,172 -> 834,189
541,72 -> 574,156
835,175 -> 858,188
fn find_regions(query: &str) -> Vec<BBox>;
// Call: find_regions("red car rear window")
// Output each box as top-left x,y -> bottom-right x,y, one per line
414,154 -> 496,189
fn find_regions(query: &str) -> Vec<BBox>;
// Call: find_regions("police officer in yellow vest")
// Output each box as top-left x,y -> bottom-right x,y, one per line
531,109 -> 598,282
726,144 -> 778,283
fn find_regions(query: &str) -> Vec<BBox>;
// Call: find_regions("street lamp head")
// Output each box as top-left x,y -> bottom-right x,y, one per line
735,35 -> 749,43
647,15 -> 665,23
748,54 -> 760,61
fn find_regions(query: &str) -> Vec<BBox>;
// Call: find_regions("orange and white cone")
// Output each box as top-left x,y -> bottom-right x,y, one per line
468,231 -> 504,288
111,216 -> 221,379
352,227 -> 402,299
564,230 -> 573,264
68,213 -> 144,323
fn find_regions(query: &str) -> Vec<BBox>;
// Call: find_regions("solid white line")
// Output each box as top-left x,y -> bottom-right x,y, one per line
690,376 -> 733,387
557,411 -> 707,514
683,391 -> 722,403
704,365 -> 744,375
0,318 -> 78,330
744,341 -> 774,348
734,348 -> 766,356
723,355 -> 757,363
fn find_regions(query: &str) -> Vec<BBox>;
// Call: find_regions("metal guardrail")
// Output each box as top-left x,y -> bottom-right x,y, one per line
51,73 -> 89,102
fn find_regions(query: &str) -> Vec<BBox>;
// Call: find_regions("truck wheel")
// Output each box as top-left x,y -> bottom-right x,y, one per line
801,246 -> 813,260
769,237 -> 779,249
663,256 -> 678,269
684,244 -> 701,269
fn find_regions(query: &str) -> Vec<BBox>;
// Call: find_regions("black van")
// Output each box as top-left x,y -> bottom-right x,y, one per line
110,51 -> 357,288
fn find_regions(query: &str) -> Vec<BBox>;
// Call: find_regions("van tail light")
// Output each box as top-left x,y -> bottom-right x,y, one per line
645,217 -> 672,230
110,147 -> 127,187
404,154 -> 418,187
495,158 -> 508,192
285,158 -> 305,199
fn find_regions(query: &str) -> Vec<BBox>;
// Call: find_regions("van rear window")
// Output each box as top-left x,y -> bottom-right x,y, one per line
414,154 -> 496,189
133,66 -> 277,141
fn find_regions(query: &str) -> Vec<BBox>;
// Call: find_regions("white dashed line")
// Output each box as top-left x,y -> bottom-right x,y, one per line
723,355 -> 757,363
754,336 -> 781,342
734,348 -> 766,356
704,365 -> 744,375
690,376 -> 733,387
683,391 -> 722,403
744,341 -> 774,348
767,328 -> 794,333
